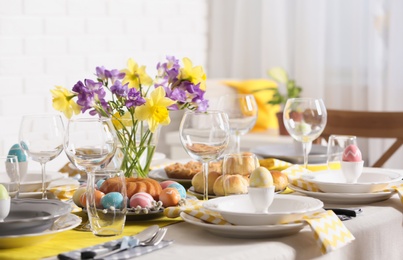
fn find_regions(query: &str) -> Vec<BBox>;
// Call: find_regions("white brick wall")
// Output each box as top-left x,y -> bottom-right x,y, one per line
0,0 -> 208,171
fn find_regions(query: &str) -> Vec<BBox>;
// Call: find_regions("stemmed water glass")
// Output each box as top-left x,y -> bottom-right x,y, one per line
19,115 -> 64,199
217,94 -> 258,153
179,110 -> 230,200
283,98 -> 327,168
64,117 -> 117,175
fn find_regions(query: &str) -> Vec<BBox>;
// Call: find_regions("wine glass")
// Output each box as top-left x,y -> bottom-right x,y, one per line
217,94 -> 258,153
64,117 -> 117,174
179,110 -> 230,200
19,115 -> 64,199
283,98 -> 327,168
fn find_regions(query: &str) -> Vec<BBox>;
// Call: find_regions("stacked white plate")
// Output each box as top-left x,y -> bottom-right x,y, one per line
292,167 -> 403,204
181,194 -> 323,238
0,199 -> 80,249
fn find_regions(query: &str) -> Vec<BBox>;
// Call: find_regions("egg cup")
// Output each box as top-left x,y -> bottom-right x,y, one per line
0,197 -> 11,222
248,186 -> 275,213
341,161 -> 364,183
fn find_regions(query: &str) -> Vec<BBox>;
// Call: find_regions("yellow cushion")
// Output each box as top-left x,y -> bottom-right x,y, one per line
223,79 -> 280,132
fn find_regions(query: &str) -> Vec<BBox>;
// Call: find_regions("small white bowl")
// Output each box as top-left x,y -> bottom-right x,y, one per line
248,186 -> 275,213
203,194 -> 323,226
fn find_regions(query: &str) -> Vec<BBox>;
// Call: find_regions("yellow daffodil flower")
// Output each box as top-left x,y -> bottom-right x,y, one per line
179,57 -> 207,90
121,58 -> 153,89
111,111 -> 134,130
135,87 -> 176,133
268,67 -> 288,84
50,86 -> 81,119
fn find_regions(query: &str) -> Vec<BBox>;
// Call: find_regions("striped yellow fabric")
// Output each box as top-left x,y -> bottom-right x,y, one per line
164,199 -> 230,225
48,185 -> 77,201
303,210 -> 355,254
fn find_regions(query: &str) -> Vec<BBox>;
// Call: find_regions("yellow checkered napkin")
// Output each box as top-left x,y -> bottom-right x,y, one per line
164,199 -> 230,225
303,210 -> 355,254
42,178 -> 80,201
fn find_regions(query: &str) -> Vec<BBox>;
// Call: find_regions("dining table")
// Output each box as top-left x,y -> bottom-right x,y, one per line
2,161 -> 403,260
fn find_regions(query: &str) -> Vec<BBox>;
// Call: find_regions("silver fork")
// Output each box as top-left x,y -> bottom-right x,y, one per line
94,227 -> 167,259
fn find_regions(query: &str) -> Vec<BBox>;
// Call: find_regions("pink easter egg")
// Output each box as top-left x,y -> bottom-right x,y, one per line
129,192 -> 154,208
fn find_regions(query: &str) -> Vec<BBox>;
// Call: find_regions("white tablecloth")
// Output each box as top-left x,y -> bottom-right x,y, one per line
140,194 -> 403,260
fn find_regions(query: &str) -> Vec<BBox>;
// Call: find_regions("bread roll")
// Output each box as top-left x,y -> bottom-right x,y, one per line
224,152 -> 258,176
191,171 -> 221,195
270,170 -> 288,191
213,175 -> 249,196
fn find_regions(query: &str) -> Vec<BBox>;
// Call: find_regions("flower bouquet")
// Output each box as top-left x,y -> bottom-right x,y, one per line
51,56 -> 208,177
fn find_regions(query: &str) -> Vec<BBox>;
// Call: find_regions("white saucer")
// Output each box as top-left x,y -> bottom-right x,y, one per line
180,212 -> 306,238
301,167 -> 402,193
19,172 -> 65,192
0,214 -> 80,249
288,183 -> 395,204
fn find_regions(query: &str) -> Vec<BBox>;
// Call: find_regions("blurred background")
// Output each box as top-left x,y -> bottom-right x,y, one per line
1,0 -> 402,169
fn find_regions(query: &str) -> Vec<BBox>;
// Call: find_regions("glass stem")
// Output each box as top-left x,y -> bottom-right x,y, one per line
202,161 -> 209,201
40,162 -> 47,200
302,142 -> 311,169
234,133 -> 241,153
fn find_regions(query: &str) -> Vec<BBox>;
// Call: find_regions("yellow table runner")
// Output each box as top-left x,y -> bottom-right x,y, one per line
0,216 -> 182,260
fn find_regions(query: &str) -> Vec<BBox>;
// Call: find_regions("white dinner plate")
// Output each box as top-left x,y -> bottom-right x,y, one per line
0,214 -> 80,249
18,171 -> 65,192
180,212 -> 306,239
203,194 -> 323,226
250,143 -> 328,164
301,168 -> 402,193
0,198 -> 72,236
187,186 -> 219,199
288,183 -> 395,204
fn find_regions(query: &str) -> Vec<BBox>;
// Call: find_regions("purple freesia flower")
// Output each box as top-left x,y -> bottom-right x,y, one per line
126,88 -> 146,108
72,79 -> 109,115
111,81 -> 128,97
105,69 -> 125,84
96,66 -> 107,81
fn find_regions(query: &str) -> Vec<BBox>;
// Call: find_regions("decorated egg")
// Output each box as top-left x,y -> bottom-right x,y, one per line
8,144 -> 27,162
129,192 -> 154,208
159,188 -> 181,207
80,190 -> 105,208
250,167 -> 273,188
342,144 -> 362,162
167,183 -> 186,199
101,192 -> 124,209
72,187 -> 87,207
160,180 -> 177,189
96,179 -> 105,189
0,184 -> 9,200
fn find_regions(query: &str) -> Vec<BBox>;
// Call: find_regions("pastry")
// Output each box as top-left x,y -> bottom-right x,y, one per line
100,177 -> 162,200
213,174 -> 249,196
191,171 -> 221,195
165,160 -> 222,179
270,170 -> 289,192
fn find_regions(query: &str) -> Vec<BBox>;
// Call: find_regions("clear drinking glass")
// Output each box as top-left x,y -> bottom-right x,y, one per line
19,115 -> 64,199
327,135 -> 357,170
217,94 -> 258,153
179,110 -> 230,200
0,155 -> 19,199
86,169 -> 127,237
222,153 -> 259,196
283,98 -> 327,168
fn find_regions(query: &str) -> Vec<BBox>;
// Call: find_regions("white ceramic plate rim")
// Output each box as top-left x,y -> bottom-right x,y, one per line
1,199 -> 72,224
20,172 -> 65,185
0,214 -> 80,239
301,167 -> 402,186
180,212 -> 305,231
203,194 -> 323,216
288,183 -> 395,204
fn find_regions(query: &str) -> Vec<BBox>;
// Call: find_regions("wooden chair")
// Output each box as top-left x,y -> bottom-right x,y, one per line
320,109 -> 403,167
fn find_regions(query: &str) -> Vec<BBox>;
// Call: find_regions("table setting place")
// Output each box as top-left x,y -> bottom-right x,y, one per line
2,58 -> 403,260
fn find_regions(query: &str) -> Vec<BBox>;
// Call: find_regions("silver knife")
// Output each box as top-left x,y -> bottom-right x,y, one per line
80,225 -> 160,259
